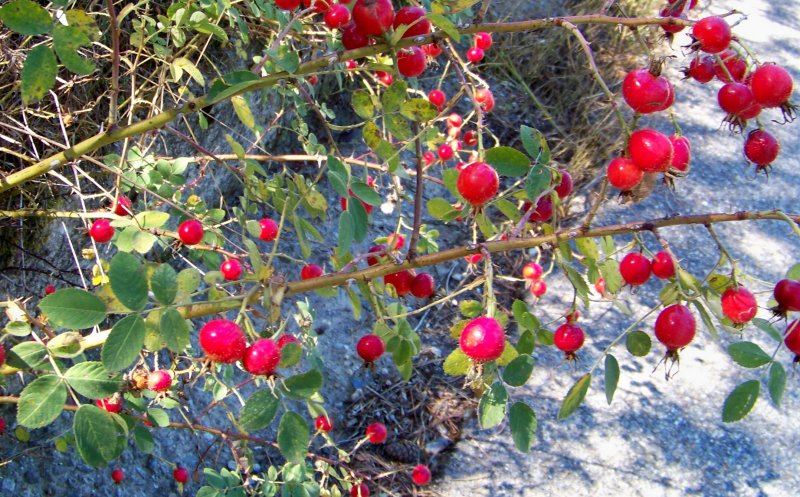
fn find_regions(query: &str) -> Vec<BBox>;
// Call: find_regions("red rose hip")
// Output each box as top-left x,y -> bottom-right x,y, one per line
173,467 -> 189,484
654,304 -> 696,351
607,157 -> 643,191
357,334 -> 385,363
620,252 -> 651,286
628,129 -> 673,173
301,263 -> 324,280
554,323 -> 585,358
410,272 -> 435,298
352,0 -> 394,37
365,422 -> 387,443
459,316 -> 505,362
721,286 -> 758,324
243,339 -> 281,376
89,219 -> 115,243
199,319 -> 247,363
457,162 -> 499,208
411,464 -> 432,486
220,259 -> 243,280
651,251 -> 676,279
178,219 -> 204,245
315,415 -> 333,432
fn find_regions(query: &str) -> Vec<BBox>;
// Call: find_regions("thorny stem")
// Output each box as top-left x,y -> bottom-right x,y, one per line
407,122 -> 424,261
0,15 -> 691,195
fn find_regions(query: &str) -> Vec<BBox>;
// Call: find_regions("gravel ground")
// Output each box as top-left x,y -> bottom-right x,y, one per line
433,1 -> 800,496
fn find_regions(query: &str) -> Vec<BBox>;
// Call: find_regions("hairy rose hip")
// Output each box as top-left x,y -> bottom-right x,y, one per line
365,422 -> 388,443
357,334 -> 385,363
199,319 -> 247,363
720,286 -> 758,324
654,303 -> 696,351
89,219 -> 114,243
459,316 -> 506,362
178,219 -> 204,245
243,339 -> 281,376
620,252 -> 652,286
457,162 -> 499,207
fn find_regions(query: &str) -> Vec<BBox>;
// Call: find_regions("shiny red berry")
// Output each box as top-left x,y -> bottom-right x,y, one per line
459,316 -> 505,362
341,22 -> 369,50
397,46 -> 427,77
259,218 -> 279,241
392,6 -> 431,38
774,279 -> 800,313
750,64 -> 794,108
113,196 -> 133,216
199,319 -> 247,363
554,169 -> 573,199
367,244 -> 387,266
466,47 -> 484,63
622,68 -> 674,114
173,467 -> 189,484
243,339 -> 281,376
522,262 -> 543,280
784,320 -> 800,356
714,49 -> 747,83
350,483 -> 370,497
654,304 -> 696,351
275,0 -> 301,9
44,284 -> 56,295
112,469 -> 125,484
628,129 -> 673,173
357,334 -> 385,363
147,370 -> 172,392
554,323 -> 585,355
428,89 -> 446,108
220,259 -> 243,280
474,32 -> 492,50
365,422 -> 387,443
410,272 -> 435,298
352,0 -> 394,37
301,263 -> 324,280
531,280 -> 547,297
324,4 -> 350,29
620,252 -> 651,286
89,219 -> 115,243
744,129 -> 780,167
607,157 -> 643,191
685,56 -> 715,83
178,220 -> 204,245
721,286 -> 758,324
95,396 -> 123,413
315,415 -> 333,432
411,464 -> 432,486
437,144 -> 454,161
650,251 -> 675,279
718,82 -> 756,115
692,16 -> 732,54
278,334 -> 302,349
457,162 -> 499,208
668,135 -> 692,174
463,130 -> 478,146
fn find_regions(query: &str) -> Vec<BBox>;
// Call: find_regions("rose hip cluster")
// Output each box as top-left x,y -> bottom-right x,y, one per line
365,233 -> 436,300
608,12 -> 795,195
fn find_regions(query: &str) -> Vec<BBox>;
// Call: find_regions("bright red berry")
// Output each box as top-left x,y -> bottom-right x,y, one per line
302,0 -> 332,13
411,464 -> 432,486
173,467 -> 189,484
243,339 -> 281,376
424,42 -> 442,58
622,68 -> 674,114
750,64 -> 794,108
522,195 -> 554,223
301,263 -> 324,280
259,218 -> 279,241
654,304 -> 696,351
386,233 -> 404,250
554,169 -> 573,199
89,219 -> 115,243
566,309 -> 580,323
377,70 -> 393,85
178,220 -> 204,245
384,270 -> 413,296
773,279 -> 800,313
324,4 -> 351,29
457,162 -> 499,208
397,46 -> 427,77
744,129 -> 780,167
44,284 -> 56,295
147,370 -> 172,392
628,129 -> 673,173
463,130 -> 478,146
357,334 -> 385,363
341,22 -> 369,50
784,320 -> 800,357
607,157 -> 643,191
553,323 -> 585,356
437,143 -> 454,161
447,113 -> 463,128
685,56 -> 715,83
531,279 -> 547,297
392,6 -> 431,38
422,151 -> 435,166
220,259 -> 243,280
522,262 -> 543,280
650,251 -> 675,279
721,287 -> 758,324
464,253 -> 483,265
410,272 -> 435,298
113,196 -> 133,216
367,244 -> 387,266
275,0 -> 302,9
95,396 -> 123,413
313,415 -> 333,433
474,32 -> 492,50
365,422 -> 387,443
352,0 -> 394,37
714,49 -> 747,83
459,316 -> 505,362
277,334 -> 302,349
668,135 -> 691,174
351,483 -> 370,497
112,469 -> 125,484
620,252 -> 651,286
428,89 -> 446,108
199,319 -> 247,363
692,16 -> 732,54
466,47 -> 484,63
595,277 -> 606,295
717,82 -> 756,115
